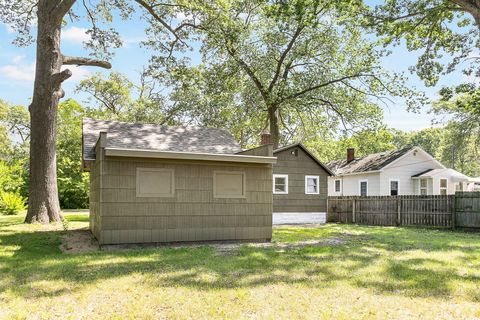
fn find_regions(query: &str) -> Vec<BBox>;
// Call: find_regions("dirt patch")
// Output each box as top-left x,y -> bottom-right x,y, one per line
60,230 -> 99,253
213,238 -> 347,255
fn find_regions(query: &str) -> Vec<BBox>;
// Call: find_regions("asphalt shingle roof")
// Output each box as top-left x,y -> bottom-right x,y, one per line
82,118 -> 242,160
327,147 -> 414,175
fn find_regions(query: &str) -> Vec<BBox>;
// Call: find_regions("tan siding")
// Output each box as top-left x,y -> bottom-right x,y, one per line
93,156 -> 272,244
273,147 -> 329,213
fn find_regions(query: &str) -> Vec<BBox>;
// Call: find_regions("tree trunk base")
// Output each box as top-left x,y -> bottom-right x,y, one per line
25,203 -> 63,224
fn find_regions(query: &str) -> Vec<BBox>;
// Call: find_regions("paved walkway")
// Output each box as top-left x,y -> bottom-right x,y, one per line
273,212 -> 326,225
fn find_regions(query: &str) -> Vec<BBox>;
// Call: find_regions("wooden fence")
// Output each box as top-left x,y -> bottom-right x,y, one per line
328,192 -> 480,229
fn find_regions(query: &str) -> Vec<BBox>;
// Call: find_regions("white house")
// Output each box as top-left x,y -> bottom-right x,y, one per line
327,146 -> 474,196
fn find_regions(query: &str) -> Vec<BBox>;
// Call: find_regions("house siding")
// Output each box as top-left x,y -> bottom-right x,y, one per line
328,149 -> 447,196
379,150 -> 444,195
91,155 -> 273,245
273,147 -> 329,212
328,172 -> 381,196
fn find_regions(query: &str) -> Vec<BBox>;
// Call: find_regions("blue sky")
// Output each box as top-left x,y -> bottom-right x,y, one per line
0,3 -> 471,132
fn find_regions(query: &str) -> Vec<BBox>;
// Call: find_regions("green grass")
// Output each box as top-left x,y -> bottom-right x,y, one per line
1,213 -> 480,319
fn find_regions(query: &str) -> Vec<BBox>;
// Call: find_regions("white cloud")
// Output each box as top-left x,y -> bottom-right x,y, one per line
0,56 -> 91,84
61,65 -> 91,82
0,63 -> 35,82
3,23 -> 15,33
12,55 -> 26,64
62,27 -> 90,44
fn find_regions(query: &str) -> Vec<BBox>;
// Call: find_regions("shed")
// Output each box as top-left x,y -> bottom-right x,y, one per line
271,143 -> 333,222
82,119 -> 276,245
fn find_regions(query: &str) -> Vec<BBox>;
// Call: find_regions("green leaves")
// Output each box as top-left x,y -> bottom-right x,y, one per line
369,0 -> 478,86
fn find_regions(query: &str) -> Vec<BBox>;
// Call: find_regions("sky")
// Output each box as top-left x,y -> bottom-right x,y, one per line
0,2 -> 472,132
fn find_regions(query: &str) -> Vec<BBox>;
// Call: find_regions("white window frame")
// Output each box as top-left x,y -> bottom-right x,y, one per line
439,178 -> 448,195
359,179 -> 368,197
419,178 -> 428,195
334,179 -> 341,193
305,175 -> 320,195
389,179 -> 400,196
273,174 -> 289,194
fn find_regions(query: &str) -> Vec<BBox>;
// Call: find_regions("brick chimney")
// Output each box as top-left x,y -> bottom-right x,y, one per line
261,131 -> 272,145
347,148 -> 355,163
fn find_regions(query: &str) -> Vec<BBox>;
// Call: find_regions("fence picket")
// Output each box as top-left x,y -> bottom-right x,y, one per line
326,194 -> 478,228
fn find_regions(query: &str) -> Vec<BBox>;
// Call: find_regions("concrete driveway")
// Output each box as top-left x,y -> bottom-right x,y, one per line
273,212 -> 326,225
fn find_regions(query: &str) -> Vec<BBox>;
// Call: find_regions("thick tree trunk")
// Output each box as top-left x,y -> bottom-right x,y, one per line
25,2 -> 66,223
268,105 -> 280,149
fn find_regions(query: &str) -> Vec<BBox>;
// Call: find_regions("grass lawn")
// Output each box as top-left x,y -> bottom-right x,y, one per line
1,212 -> 480,319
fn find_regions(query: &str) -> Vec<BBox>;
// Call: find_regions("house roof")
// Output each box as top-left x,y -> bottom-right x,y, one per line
274,143 -> 334,176
82,118 -> 243,161
412,168 -> 473,182
327,147 -> 415,175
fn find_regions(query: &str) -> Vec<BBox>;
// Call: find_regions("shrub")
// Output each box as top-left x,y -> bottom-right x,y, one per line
0,191 -> 26,215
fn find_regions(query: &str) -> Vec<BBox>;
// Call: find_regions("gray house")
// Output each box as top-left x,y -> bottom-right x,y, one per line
271,142 -> 333,223
82,119 -> 276,245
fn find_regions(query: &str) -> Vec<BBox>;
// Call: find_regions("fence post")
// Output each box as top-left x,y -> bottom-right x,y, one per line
452,194 -> 456,230
352,198 -> 356,224
397,197 -> 401,226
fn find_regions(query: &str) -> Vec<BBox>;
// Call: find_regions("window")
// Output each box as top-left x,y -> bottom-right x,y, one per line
213,171 -> 246,198
359,180 -> 368,197
334,179 -> 341,193
273,174 -> 288,194
136,168 -> 174,197
305,175 -> 320,194
440,178 -> 448,195
420,179 -> 428,195
390,180 -> 399,196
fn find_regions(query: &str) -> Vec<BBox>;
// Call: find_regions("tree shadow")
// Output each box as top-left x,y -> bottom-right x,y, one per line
1,224 -> 480,302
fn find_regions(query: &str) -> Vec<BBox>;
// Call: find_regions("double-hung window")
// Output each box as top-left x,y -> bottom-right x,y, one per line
273,174 -> 288,194
420,179 -> 428,195
359,180 -> 368,197
390,180 -> 399,196
305,175 -> 320,194
440,178 -> 448,195
334,179 -> 341,193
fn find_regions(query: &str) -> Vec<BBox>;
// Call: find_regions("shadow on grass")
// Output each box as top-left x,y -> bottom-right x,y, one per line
1,221 -> 480,301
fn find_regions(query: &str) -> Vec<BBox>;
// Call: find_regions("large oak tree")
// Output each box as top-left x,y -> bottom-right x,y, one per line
145,0 -> 416,148
0,0 -> 185,223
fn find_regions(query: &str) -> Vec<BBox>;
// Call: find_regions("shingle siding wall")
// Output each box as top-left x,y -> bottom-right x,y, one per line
273,148 -> 329,213
93,156 -> 272,244
89,142 -> 102,240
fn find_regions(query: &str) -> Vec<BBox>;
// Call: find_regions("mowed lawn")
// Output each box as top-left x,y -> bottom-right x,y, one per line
1,213 -> 480,319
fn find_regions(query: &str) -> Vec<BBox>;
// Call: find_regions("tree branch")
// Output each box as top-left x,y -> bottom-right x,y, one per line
53,0 -> 77,23
134,0 -> 185,43
62,55 -> 112,69
267,25 -> 304,93
282,74 -> 372,103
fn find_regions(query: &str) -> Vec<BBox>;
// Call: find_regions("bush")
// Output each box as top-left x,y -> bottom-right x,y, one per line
0,191 -> 26,215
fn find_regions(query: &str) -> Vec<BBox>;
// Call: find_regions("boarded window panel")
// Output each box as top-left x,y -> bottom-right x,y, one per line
214,171 -> 245,198
136,168 -> 174,197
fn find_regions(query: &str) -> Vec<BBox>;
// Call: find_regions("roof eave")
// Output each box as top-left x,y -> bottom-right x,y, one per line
104,147 -> 277,164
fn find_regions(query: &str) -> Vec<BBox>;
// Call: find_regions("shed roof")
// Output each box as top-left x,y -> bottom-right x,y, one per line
327,147 -> 414,175
82,118 -> 243,161
274,143 -> 334,176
